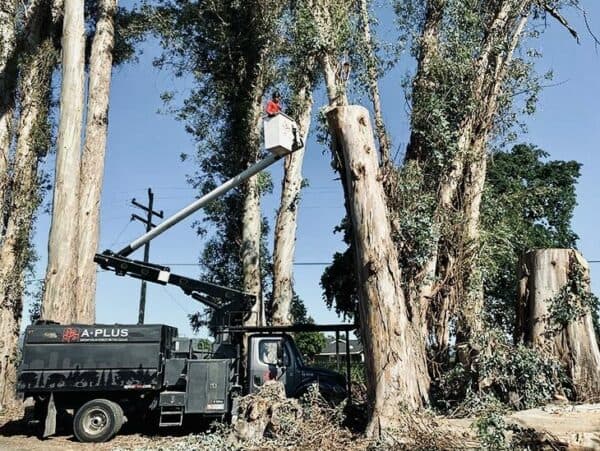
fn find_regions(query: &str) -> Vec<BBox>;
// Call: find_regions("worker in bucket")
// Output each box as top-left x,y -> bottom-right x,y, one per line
265,91 -> 282,116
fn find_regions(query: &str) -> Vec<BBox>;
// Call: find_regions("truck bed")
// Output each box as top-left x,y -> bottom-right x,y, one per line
17,324 -> 177,393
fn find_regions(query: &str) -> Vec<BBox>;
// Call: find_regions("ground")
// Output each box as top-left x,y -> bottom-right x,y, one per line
2,401 -> 600,450
0,406 -> 200,451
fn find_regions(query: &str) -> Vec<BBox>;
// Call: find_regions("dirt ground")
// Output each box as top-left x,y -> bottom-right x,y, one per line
0,407 -> 201,451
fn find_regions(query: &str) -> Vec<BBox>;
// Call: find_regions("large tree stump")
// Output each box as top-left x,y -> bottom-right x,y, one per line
516,249 -> 600,399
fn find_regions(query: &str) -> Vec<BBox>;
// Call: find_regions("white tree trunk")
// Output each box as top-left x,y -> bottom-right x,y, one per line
517,249 -> 600,400
241,98 -> 265,327
326,105 -> 429,438
271,87 -> 312,325
76,0 -> 117,324
42,0 -> 85,323
0,36 -> 55,409
455,14 -> 528,345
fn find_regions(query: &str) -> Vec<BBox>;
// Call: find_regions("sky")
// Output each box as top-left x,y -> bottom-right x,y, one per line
28,2 -> 600,338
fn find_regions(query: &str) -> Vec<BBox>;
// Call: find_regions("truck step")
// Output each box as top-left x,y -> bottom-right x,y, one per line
159,406 -> 184,427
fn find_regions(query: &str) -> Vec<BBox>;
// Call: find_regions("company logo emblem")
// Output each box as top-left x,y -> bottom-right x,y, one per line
62,327 -> 80,342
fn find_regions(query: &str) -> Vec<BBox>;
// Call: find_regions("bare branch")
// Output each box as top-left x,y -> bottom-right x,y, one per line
580,6 -> 600,53
543,3 -> 580,43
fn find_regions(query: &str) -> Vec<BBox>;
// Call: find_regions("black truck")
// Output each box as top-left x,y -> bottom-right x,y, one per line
18,321 -> 351,442
16,122 -> 354,442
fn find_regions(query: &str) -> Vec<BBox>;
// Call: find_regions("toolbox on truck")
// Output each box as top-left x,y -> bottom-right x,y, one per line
185,359 -> 233,414
17,323 -> 177,393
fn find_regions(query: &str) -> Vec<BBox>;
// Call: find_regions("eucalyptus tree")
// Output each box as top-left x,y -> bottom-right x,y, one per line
393,0 -> 585,361
0,0 -> 19,227
151,0 -> 287,326
288,0 -> 433,435
0,0 -> 59,409
42,0 -> 86,323
76,0 -> 118,323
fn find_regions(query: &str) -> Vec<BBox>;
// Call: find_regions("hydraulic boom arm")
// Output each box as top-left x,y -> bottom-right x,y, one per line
116,152 -> 283,258
95,117 -> 300,321
94,252 -> 255,311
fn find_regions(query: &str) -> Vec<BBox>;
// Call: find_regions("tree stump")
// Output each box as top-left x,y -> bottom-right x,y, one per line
231,381 -> 301,444
516,249 -> 600,399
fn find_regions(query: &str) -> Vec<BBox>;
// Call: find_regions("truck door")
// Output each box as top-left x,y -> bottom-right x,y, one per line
248,337 -> 288,393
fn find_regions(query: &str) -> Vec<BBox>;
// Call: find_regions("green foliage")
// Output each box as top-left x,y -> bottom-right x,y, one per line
473,406 -> 510,451
295,331 -> 326,361
548,256 -> 599,334
147,0 -> 284,327
481,144 -> 580,334
433,330 -> 568,415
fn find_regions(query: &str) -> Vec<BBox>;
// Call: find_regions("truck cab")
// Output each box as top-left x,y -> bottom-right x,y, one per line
247,334 -> 346,401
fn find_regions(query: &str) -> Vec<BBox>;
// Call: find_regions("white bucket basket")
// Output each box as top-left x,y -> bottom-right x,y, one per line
264,113 -> 298,156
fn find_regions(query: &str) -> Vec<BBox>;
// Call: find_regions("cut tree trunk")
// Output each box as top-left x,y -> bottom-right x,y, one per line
326,105 -> 429,438
76,0 -> 117,324
42,0 -> 86,323
0,33 -> 56,409
271,86 -> 312,326
517,249 -> 600,400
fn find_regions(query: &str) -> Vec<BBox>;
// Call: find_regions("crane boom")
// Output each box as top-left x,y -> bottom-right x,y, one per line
116,152 -> 282,257
96,113 -> 301,325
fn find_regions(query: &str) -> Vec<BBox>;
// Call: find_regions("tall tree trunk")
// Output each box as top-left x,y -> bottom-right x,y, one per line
455,14 -> 528,345
0,28 -> 56,409
517,249 -> 600,400
0,0 -> 19,236
242,98 -> 264,327
76,0 -> 117,324
327,105 -> 429,438
42,0 -> 85,323
271,86 -> 313,325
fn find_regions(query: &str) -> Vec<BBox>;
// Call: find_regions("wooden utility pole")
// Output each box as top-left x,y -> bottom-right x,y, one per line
131,188 -> 163,324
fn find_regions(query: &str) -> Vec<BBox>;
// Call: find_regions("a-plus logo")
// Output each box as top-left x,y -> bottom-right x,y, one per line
62,327 -> 80,342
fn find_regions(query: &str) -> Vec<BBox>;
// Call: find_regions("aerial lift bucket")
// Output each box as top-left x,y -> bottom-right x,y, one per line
263,112 -> 299,156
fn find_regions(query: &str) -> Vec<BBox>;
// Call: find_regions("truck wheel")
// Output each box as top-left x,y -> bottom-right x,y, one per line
73,399 -> 120,443
109,401 -> 125,433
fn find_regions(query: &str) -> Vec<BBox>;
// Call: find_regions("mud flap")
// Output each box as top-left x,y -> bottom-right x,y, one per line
43,392 -> 56,438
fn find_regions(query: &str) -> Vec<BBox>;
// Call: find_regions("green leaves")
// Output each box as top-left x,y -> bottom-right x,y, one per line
481,144 -> 580,333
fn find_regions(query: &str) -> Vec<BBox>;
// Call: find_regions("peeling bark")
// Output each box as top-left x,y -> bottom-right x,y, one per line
42,0 -> 86,323
271,85 -> 312,326
327,105 -> 429,438
517,249 -> 600,400
76,0 -> 117,324
242,98 -> 264,327
0,18 -> 56,408
455,13 -> 529,344
0,0 -> 19,236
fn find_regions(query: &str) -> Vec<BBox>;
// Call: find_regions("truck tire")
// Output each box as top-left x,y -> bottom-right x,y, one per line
73,399 -> 121,443
109,401 -> 125,433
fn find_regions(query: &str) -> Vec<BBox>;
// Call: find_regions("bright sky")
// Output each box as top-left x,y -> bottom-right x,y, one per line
27,2 -> 600,338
